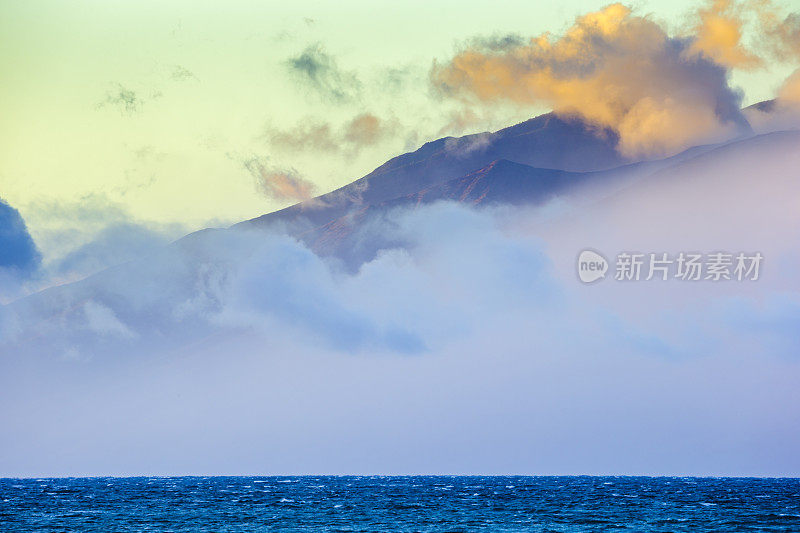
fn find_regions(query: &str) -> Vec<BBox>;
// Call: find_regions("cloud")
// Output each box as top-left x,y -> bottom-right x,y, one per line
342,113 -> 388,145
430,3 -> 750,158
757,4 -> 800,62
107,85 -> 140,112
4,166 -> 800,475
755,4 -> 800,109
0,197 -> 41,301
52,222 -> 177,281
750,0 -> 800,117
97,82 -> 169,115
100,84 -> 146,114
436,109 -> 482,136
443,132 -> 492,156
7,130 -> 800,361
285,43 -> 361,103
244,158 -> 318,202
268,122 -> 338,152
749,67 -> 800,131
373,66 -> 417,93
170,65 -> 197,82
0,197 -> 40,275
742,0 -> 800,129
464,33 -> 526,52
3,130 -> 800,476
3,25 -> 800,473
779,67 -> 800,103
227,233 -> 427,353
432,106 -> 522,139
83,300 -> 137,339
17,195 -> 188,291
0,197 -> 180,302
688,0 -> 762,69
267,113 -> 393,155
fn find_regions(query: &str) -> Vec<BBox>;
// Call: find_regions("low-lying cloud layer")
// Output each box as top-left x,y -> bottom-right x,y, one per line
1,131 -> 799,476
0,195 -> 191,303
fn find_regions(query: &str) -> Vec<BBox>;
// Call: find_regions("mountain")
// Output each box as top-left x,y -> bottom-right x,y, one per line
238,118 -> 747,264
396,159 -> 580,207
236,109 -> 764,265
4,112 -> 632,352
745,99 -> 777,113
298,160 -> 590,262
5,111 -> 797,357
239,113 -> 628,232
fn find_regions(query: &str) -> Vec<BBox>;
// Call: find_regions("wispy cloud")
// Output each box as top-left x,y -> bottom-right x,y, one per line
18,194 -> 188,288
285,43 -> 362,103
266,113 -> 394,156
244,158 -> 318,202
170,65 -> 198,82
101,84 -> 145,114
758,3 -> 800,62
97,82 -> 168,115
268,122 -> 338,152
758,4 -> 800,107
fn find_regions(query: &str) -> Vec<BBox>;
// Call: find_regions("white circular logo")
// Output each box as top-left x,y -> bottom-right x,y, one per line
577,250 -> 608,283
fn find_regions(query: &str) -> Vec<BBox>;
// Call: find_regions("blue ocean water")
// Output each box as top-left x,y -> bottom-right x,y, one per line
1,476 -> 799,531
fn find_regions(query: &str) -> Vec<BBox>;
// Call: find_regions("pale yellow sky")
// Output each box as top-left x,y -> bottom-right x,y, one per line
1,0 -> 796,261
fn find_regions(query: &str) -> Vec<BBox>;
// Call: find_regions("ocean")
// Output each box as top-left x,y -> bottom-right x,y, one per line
1,476 -> 798,531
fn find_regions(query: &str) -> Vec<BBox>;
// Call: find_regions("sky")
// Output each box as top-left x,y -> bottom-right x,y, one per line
1,0 -> 799,271
2,0 -> 800,477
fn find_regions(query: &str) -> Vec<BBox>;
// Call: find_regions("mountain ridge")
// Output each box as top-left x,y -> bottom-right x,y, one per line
3,111 -> 795,311
239,112 -> 627,231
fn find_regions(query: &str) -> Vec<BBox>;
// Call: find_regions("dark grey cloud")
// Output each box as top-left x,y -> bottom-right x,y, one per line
285,43 -> 361,102
170,65 -> 197,82
99,83 -> 165,115
0,197 -> 40,276
102,84 -> 143,114
465,32 -> 526,51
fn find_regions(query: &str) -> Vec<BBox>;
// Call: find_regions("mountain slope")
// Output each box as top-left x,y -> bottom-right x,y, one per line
3,129 -> 798,358
302,160 -> 588,261
280,130 -> 800,264
241,113 -> 627,231
405,159 -> 578,207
